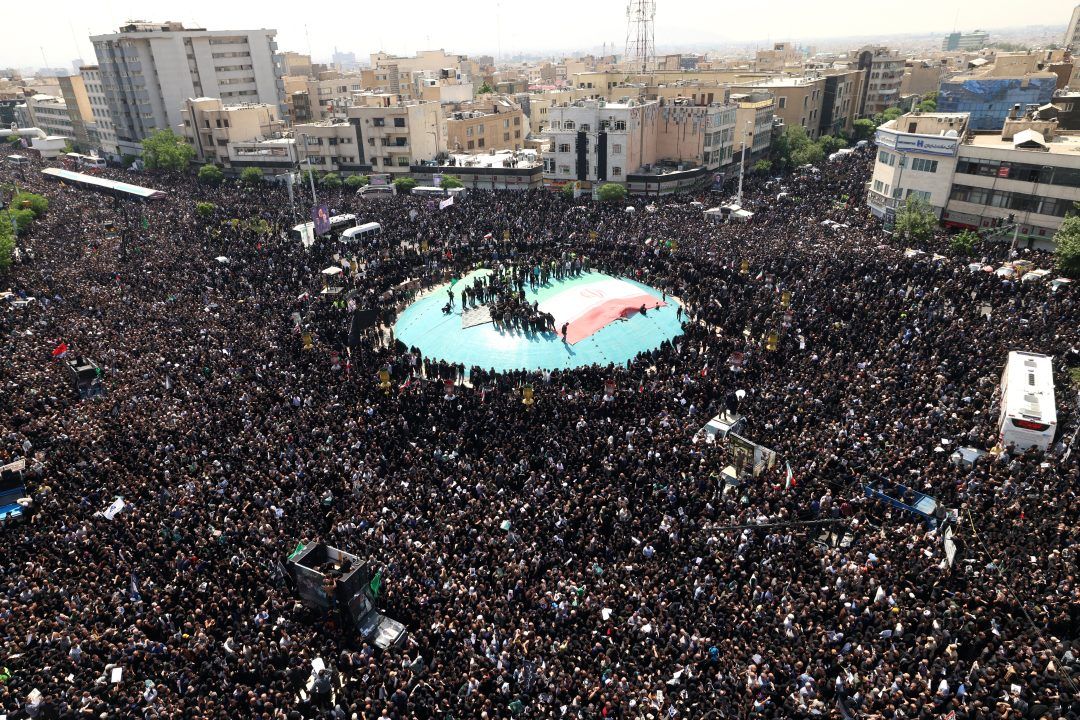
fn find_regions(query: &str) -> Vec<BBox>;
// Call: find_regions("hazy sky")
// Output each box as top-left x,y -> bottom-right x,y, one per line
1,0 -> 1075,68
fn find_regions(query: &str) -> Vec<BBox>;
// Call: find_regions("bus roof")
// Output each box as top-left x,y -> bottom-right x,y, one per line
41,167 -> 166,200
1002,351 -> 1056,424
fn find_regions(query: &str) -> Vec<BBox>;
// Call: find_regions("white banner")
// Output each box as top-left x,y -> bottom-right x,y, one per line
439,196 -> 454,210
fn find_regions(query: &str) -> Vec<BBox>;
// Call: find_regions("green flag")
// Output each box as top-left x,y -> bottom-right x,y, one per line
369,571 -> 382,598
141,216 -> 149,230
287,541 -> 304,561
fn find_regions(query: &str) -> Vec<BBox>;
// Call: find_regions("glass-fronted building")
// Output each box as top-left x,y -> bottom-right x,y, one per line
938,75 -> 1057,131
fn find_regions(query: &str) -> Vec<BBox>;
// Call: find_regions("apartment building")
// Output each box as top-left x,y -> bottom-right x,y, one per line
282,72 -> 367,124
731,92 -> 775,161
1065,4 -> 1080,50
731,76 -> 825,139
446,97 -> 525,153
347,100 -> 445,174
369,50 -> 474,97
942,31 -> 989,52
79,66 -> 118,157
181,97 -> 285,168
15,94 -> 75,139
280,51 -> 313,78
294,119 -> 364,175
901,60 -> 950,97
868,110 -> 1080,250
852,46 -> 904,116
56,74 -> 95,150
91,21 -> 284,155
542,99 -> 659,185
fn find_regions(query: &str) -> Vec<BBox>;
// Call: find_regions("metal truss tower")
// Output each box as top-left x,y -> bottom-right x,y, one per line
624,0 -> 655,74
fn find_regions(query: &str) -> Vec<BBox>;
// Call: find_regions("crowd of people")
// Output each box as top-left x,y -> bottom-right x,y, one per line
0,147 -> 1077,720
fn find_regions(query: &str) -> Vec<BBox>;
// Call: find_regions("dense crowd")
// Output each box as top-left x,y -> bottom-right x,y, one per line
0,149 -> 1077,720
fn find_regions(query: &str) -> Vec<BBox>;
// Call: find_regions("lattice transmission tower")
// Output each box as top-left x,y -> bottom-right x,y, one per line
623,0 -> 655,74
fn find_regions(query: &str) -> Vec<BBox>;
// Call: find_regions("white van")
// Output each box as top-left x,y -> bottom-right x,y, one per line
340,222 -> 382,243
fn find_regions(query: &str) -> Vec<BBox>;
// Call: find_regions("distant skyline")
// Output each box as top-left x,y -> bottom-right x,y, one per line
1,0 -> 1076,69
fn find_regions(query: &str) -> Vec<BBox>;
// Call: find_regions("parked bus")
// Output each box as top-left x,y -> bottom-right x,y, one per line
290,213 -> 357,246
340,222 -> 382,243
998,351 -> 1057,452
411,186 -> 467,199
356,184 -> 395,199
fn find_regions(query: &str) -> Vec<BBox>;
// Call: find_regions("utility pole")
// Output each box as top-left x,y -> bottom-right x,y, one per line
736,120 -> 751,207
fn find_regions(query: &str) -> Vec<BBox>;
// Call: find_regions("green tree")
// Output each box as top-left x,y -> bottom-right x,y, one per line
5,135 -> 20,147
393,177 -> 418,194
596,182 -> 627,203
4,208 -> 35,236
916,92 -> 938,113
1052,213 -> 1080,278
320,172 -> 342,189
62,141 -> 75,154
240,167 -> 263,185
195,201 -> 216,219
121,154 -> 137,169
818,135 -> 848,157
752,159 -> 773,175
477,82 -> 494,94
560,182 -> 576,198
198,164 -> 224,185
893,195 -> 938,242
344,174 -> 370,189
0,222 -> 13,270
12,192 -> 48,219
140,129 -> 195,171
852,118 -> 876,142
949,229 -> 978,256
872,107 -> 903,126
439,174 -> 464,189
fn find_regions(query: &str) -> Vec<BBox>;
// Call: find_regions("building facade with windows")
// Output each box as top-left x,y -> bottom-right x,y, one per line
79,66 -> 119,157
181,97 -> 285,168
937,72 -> 1057,131
941,31 -> 989,52
345,100 -> 445,174
852,46 -> 904,117
731,93 -> 775,162
446,97 -> 526,153
541,99 -> 659,186
91,21 -> 284,156
868,111 -> 1080,250
294,119 -> 365,175
15,94 -> 75,140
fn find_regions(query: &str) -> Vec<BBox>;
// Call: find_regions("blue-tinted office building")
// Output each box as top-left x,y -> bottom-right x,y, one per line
938,76 -> 1057,131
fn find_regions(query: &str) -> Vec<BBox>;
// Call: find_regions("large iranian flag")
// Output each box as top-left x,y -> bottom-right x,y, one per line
539,276 -> 665,344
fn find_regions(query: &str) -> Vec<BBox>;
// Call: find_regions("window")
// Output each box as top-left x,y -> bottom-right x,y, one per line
873,179 -> 884,193
911,157 -> 938,173
877,150 -> 895,167
564,120 -> 575,129
467,140 -> 474,149
397,157 -> 409,166
372,118 -> 385,127
514,116 -> 520,126
551,121 -> 561,130
612,166 -> 622,176
466,127 -> 473,137
394,117 -> 405,127
614,120 -> 625,131
503,118 -> 509,128
514,130 -> 521,139
559,165 -> 571,174
478,125 -> 484,135
778,97 -> 786,109
581,123 -> 590,132
503,132 -> 510,141
478,138 -> 485,148
906,189 -> 931,201
558,143 -> 570,153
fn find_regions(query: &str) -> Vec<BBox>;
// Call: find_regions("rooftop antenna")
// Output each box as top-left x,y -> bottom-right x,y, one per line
496,2 -> 503,63
624,0 -> 656,74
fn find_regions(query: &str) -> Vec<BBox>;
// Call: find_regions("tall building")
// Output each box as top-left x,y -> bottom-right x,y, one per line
56,74 -> 95,149
941,30 -> 989,52
79,66 -> 119,158
446,97 -> 526,153
852,46 -> 904,117
346,100 -> 446,174
15,94 -> 75,139
1065,5 -> 1080,50
90,21 -> 284,156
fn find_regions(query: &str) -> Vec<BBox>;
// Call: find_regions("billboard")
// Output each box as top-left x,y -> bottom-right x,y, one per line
313,204 -> 331,235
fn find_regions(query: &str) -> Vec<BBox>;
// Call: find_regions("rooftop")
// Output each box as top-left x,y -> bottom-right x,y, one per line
967,130 -> 1080,155
449,149 -> 541,168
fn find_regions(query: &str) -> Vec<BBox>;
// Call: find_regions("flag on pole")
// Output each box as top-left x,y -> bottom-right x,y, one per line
287,541 -> 305,561
369,571 -> 382,598
51,342 -> 68,358
785,461 -> 796,490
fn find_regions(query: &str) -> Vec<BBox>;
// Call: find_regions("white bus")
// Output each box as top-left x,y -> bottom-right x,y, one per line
64,153 -> 107,170
998,351 -> 1057,452
290,213 -> 357,246
412,186 -> 467,198
340,222 -> 381,243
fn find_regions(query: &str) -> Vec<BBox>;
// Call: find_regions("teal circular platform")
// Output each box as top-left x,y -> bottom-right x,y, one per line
394,270 -> 683,373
